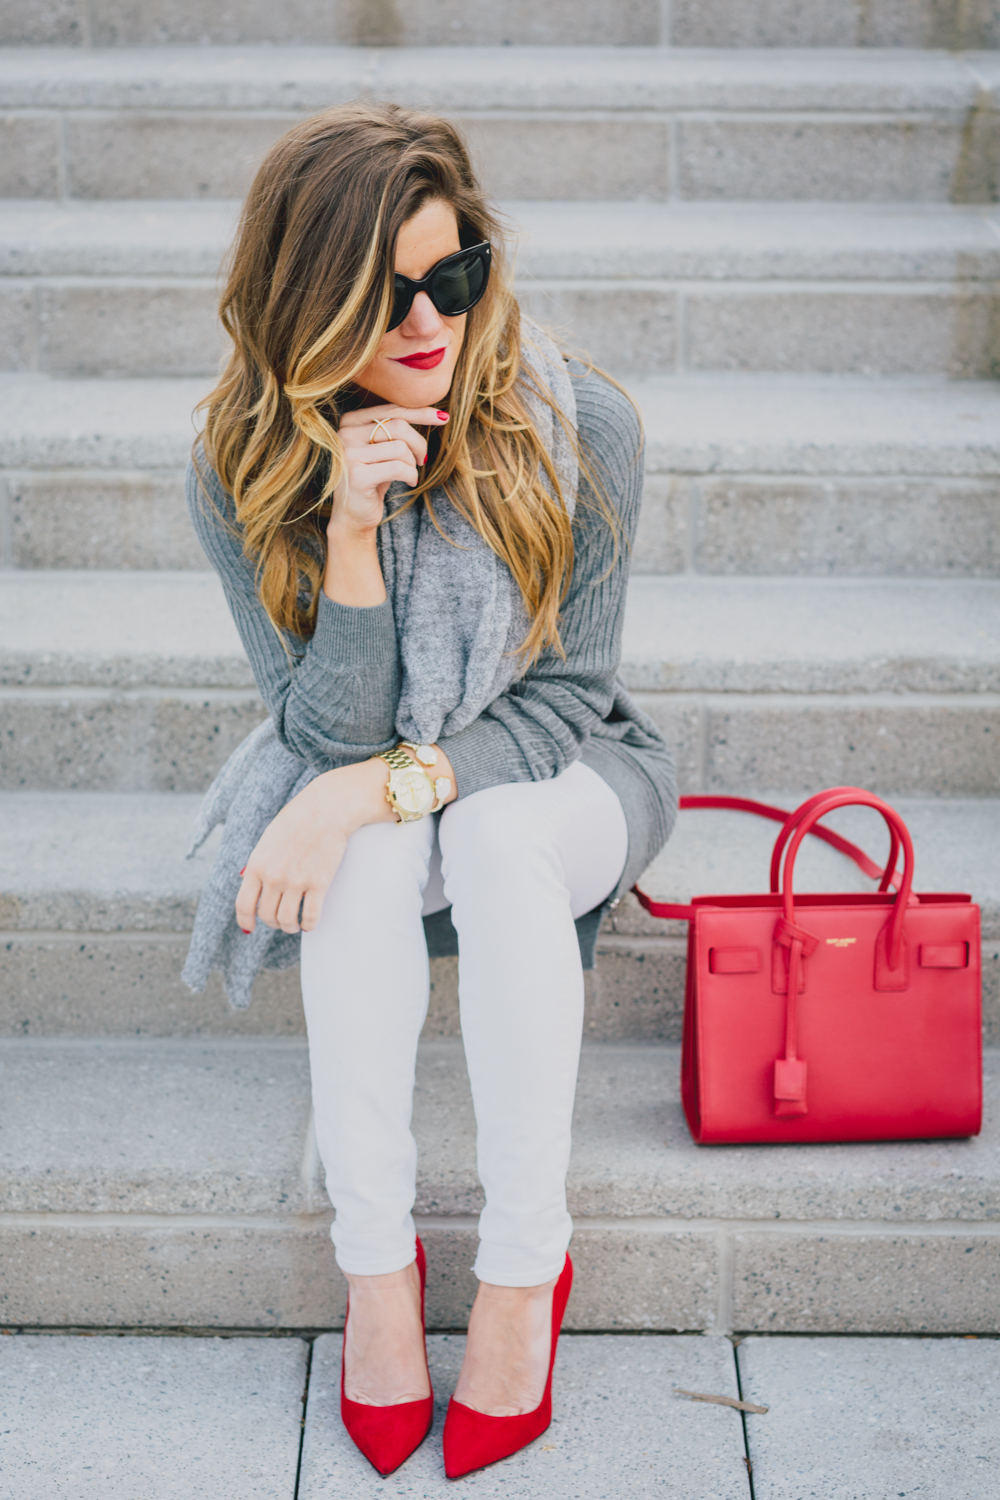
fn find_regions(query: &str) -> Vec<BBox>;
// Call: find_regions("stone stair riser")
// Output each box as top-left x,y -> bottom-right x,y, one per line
0,0 -> 663,49
3,0 -> 997,50
0,1217 -> 996,1333
638,475 -> 1000,577
2,108 -> 993,203
650,693 -> 1000,800
0,690 -> 267,792
1,933 -> 997,1043
1,691 -> 996,795
7,279 -> 998,378
6,470 -> 998,576
1,470 -> 207,570
670,0 -> 1000,50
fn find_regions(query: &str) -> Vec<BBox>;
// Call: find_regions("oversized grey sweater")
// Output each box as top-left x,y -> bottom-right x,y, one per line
183,364 -> 677,1006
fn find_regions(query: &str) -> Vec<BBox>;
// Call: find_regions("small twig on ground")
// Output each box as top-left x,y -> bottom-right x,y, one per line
673,1387 -> 769,1415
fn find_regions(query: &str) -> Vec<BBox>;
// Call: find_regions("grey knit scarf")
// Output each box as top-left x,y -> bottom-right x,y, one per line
182,320 -> 577,1007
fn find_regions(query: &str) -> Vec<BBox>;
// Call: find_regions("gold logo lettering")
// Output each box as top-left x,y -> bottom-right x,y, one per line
826,938 -> 857,948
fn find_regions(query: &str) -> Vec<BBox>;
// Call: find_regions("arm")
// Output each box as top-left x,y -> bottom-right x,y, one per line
186,455 -> 401,766
438,370 -> 643,796
189,406 -> 456,935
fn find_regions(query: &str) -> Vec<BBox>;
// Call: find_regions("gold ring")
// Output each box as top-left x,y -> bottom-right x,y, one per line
369,418 -> 393,444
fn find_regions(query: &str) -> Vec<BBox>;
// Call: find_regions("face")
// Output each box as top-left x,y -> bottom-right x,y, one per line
354,198 -> 466,408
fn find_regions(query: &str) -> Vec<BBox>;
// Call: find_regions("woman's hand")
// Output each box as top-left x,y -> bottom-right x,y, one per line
333,405 -> 449,534
324,406 -> 448,607
235,744 -> 456,935
236,759 -> 393,936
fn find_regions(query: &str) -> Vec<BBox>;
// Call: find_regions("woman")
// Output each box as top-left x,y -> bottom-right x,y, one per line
182,102 -> 676,1478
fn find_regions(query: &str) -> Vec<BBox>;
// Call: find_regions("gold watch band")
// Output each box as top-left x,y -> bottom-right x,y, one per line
377,744 -> 416,775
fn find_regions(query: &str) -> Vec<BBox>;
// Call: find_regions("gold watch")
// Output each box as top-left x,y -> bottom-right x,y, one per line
378,743 -> 453,823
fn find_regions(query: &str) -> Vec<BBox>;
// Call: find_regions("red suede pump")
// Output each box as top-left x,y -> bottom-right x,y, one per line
340,1237 -> 434,1476
442,1254 -> 573,1480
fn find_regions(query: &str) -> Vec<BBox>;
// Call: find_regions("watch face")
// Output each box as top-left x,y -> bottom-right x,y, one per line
394,767 -> 434,815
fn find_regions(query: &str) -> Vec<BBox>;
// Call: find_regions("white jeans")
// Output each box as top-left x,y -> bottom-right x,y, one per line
299,760 -> 628,1287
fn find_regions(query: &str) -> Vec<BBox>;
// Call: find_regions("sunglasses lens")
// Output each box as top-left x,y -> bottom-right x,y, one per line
388,277 -> 411,331
430,249 -> 488,316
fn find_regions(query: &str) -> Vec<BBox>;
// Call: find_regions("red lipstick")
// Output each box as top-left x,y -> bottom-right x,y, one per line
392,346 -> 447,371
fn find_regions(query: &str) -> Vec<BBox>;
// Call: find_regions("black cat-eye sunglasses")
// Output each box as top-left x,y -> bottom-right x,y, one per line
387,241 -> 492,331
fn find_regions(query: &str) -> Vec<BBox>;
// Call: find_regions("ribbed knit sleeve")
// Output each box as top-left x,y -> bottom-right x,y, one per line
439,368 -> 643,798
185,452 -> 401,770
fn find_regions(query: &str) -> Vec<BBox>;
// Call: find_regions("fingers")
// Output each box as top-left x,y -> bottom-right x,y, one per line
347,459 -> 421,497
343,422 -> 429,469
299,886 -> 326,934
340,406 -> 449,430
236,869 -> 326,936
235,870 -> 262,935
340,408 -> 450,467
275,887 -> 306,935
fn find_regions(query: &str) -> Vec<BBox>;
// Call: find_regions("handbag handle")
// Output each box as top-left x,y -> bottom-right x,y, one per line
632,793 -> 899,922
780,789 -> 915,970
768,786 -> 901,895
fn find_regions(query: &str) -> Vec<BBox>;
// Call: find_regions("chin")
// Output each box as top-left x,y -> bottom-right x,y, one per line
371,356 -> 457,409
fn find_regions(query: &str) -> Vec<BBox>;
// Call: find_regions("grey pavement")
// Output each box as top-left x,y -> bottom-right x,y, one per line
0,1334 -> 307,1499
299,1332 -> 749,1499
739,1335 -> 1000,1499
2,1331 -> 996,1498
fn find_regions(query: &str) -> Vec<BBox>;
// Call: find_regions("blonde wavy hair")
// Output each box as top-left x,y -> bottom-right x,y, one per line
198,101 -> 608,663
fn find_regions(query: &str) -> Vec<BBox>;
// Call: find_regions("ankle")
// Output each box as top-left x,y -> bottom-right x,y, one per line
473,1276 -> 557,1307
345,1260 -> 419,1297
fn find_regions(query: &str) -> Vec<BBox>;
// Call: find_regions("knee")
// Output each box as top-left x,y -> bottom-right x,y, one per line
333,818 -> 432,907
439,785 -> 557,884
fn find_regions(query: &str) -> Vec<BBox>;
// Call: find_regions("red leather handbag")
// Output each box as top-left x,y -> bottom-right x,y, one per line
634,787 -> 982,1145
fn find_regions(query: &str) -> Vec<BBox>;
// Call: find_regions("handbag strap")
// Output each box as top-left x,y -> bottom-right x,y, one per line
631,794 -> 894,922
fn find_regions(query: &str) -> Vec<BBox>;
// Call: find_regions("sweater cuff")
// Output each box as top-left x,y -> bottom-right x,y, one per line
309,590 -> 397,667
438,717 -> 528,800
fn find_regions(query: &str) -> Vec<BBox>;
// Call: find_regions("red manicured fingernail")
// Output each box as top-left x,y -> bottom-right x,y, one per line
436,410 -> 449,420
239,867 -> 246,876
241,928 -> 251,935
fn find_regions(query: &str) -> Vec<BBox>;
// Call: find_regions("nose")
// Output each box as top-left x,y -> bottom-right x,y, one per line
401,290 -> 444,339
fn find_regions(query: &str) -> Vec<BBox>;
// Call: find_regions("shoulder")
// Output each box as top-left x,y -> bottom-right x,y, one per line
569,364 -> 643,478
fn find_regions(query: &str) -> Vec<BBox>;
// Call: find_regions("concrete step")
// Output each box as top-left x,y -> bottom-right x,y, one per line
2,371 -> 997,576
3,0 -> 999,51
1,789 -> 997,1043
0,570 -> 997,794
0,1034 -> 996,1330
1,46 -> 996,203
4,200 -> 999,377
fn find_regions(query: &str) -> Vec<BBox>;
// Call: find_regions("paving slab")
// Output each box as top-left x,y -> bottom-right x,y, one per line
299,1331 -> 749,1497
737,1335 -> 1000,1498
0,1333 -> 307,1499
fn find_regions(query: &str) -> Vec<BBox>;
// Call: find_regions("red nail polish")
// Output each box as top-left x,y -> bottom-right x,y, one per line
437,410 -> 449,420
239,867 -> 246,876
241,928 -> 251,935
